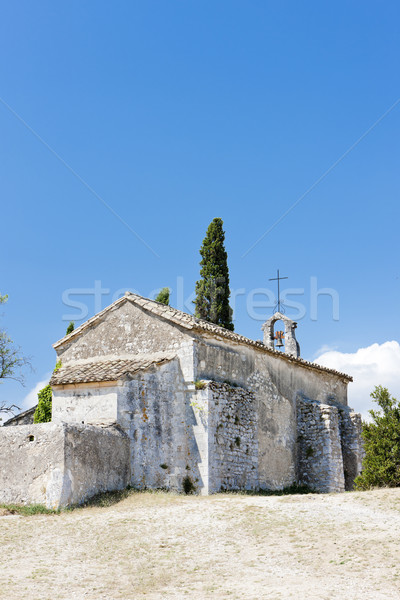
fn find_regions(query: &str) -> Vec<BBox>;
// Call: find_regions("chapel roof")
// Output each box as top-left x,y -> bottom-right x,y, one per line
2,405 -> 37,426
53,291 -> 352,382
50,351 -> 176,386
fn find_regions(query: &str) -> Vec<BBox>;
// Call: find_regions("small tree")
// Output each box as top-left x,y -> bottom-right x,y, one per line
0,331 -> 29,383
0,401 -> 19,417
194,218 -> 234,330
155,288 -> 170,305
33,362 -> 62,424
355,386 -> 400,490
66,321 -> 75,335
33,384 -> 52,423
0,293 -> 29,415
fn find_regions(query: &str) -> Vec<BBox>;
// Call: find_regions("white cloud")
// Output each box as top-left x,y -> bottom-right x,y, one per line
314,341 -> 400,420
20,373 -> 52,411
313,344 -> 339,358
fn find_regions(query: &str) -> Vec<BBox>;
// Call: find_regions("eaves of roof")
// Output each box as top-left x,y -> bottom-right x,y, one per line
52,292 -> 352,382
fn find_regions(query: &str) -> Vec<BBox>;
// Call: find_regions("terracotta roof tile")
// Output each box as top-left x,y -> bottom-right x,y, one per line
52,292 -> 352,382
50,352 -> 176,386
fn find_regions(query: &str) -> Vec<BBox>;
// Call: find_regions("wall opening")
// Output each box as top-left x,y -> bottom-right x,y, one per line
273,319 -> 285,352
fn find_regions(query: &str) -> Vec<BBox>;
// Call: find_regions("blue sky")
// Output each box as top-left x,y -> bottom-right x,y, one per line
1,1 -> 399,417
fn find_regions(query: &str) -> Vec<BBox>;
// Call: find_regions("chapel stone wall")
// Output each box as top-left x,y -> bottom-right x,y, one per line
205,382 -> 259,492
117,358 -> 202,493
55,300 -> 188,364
329,403 -> 364,491
296,398 -> 346,492
52,385 -> 119,425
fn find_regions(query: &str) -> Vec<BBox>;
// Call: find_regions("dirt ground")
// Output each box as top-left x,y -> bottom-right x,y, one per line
0,488 -> 400,600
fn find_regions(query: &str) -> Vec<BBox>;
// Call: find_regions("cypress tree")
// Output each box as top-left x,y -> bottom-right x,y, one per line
194,218 -> 234,331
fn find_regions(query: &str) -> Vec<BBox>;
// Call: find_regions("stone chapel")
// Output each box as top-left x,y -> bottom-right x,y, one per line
0,292 -> 363,508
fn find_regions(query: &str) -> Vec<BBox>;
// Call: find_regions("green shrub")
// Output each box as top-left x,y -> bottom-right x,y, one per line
33,384 -> 52,423
155,288 -> 170,305
355,386 -> 400,490
33,362 -> 62,423
182,475 -> 196,495
66,321 -> 75,335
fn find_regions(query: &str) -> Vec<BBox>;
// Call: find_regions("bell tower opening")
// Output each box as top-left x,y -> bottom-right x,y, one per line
261,312 -> 300,358
262,269 -> 300,357
273,319 -> 285,352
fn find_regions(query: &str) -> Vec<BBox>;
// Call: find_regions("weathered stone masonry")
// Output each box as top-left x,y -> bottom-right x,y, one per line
191,382 -> 258,493
296,397 -> 363,492
0,292 -> 363,506
297,399 -> 345,493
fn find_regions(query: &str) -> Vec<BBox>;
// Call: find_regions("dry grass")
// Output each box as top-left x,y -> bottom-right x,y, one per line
1,488 -> 400,599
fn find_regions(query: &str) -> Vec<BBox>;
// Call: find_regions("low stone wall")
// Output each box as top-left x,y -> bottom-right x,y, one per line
0,423 -> 129,508
62,423 -> 130,506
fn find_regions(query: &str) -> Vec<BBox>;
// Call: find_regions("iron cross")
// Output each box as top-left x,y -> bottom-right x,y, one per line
269,269 -> 288,313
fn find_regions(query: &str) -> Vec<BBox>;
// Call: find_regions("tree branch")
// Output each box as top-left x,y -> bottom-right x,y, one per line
0,402 -> 20,415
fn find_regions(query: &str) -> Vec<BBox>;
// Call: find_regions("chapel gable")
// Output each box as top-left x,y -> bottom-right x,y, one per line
54,295 -> 190,365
